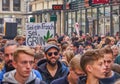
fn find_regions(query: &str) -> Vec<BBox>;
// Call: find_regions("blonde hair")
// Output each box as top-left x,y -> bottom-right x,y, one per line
111,45 -> 118,50
63,50 -> 74,63
109,37 -> 115,42
69,54 -> 82,70
13,46 -> 34,61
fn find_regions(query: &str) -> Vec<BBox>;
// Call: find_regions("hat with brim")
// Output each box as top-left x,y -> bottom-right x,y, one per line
44,44 -> 60,53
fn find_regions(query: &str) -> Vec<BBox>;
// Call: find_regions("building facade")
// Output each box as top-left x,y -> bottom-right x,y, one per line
30,0 -> 120,36
29,0 -> 65,36
0,0 -> 28,35
66,0 -> 120,36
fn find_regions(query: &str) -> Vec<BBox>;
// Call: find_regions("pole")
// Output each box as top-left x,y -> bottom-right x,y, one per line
54,21 -> 56,36
110,1 -> 113,36
118,5 -> 120,36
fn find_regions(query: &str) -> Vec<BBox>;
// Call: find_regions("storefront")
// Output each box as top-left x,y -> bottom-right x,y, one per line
65,0 -> 120,36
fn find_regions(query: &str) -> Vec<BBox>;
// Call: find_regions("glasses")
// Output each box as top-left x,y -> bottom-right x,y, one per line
20,61 -> 34,66
4,53 -> 14,57
47,52 -> 58,57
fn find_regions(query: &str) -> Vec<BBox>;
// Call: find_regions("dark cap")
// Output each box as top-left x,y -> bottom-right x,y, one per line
72,42 -> 79,48
95,34 -> 98,37
57,36 -> 64,43
44,44 -> 60,53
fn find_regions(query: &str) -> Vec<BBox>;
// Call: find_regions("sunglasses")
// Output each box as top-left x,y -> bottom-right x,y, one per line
47,52 -> 58,57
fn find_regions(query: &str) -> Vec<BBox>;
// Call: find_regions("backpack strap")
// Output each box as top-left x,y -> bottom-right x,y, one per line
35,78 -> 41,84
35,78 -> 46,84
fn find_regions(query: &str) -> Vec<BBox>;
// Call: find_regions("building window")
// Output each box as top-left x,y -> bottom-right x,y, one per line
2,0 -> 10,11
16,18 -> 22,25
29,4 -> 32,12
13,0 -> 20,11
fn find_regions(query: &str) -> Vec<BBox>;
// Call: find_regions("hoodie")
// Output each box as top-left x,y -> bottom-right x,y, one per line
0,66 -> 42,82
2,70 -> 37,84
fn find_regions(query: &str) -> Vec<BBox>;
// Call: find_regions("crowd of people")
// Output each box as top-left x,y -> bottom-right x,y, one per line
0,32 -> 120,84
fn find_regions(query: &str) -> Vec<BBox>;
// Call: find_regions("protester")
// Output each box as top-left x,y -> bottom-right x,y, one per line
38,44 -> 69,84
97,35 -> 106,49
72,41 -> 80,55
61,50 -> 74,66
111,45 -> 120,59
34,44 -> 43,53
112,63 -> 120,74
2,46 -> 46,84
51,54 -> 85,84
109,37 -> 116,46
61,42 -> 69,52
116,36 -> 120,47
93,34 -> 100,45
33,51 -> 45,70
0,49 -> 4,61
78,49 -> 106,84
14,35 -> 24,45
100,47 -> 120,84
0,40 -> 19,82
0,40 -> 42,82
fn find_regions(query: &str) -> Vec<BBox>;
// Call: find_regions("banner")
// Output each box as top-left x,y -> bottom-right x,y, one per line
26,22 -> 54,47
93,0 -> 109,4
74,23 -> 79,36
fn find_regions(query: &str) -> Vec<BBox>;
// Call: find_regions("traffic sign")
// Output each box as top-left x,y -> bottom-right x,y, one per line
50,15 -> 57,21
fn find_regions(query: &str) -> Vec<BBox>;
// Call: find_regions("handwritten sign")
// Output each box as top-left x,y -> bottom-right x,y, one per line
74,23 -> 79,36
26,22 -> 54,47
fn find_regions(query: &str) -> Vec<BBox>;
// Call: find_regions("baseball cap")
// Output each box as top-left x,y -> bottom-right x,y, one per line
44,44 -> 60,53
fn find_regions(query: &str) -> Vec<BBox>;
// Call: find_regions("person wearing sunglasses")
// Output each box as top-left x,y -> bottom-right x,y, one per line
51,54 -> 85,84
0,40 -> 19,82
38,44 -> 69,84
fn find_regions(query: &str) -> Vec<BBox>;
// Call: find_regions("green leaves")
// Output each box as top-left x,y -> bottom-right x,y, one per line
44,30 -> 53,42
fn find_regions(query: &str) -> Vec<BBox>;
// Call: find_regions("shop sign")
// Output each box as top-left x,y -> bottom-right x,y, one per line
93,0 -> 109,4
52,5 -> 63,10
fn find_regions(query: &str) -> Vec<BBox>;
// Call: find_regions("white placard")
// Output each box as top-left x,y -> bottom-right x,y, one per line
26,22 -> 54,47
74,23 -> 79,36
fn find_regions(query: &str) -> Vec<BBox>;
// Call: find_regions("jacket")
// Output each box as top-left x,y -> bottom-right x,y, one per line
100,71 -> 120,84
50,73 -> 69,84
78,76 -> 103,84
1,70 -> 46,84
38,59 -> 69,84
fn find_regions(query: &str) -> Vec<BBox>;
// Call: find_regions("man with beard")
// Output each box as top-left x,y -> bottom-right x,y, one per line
38,44 -> 69,84
0,40 -> 19,82
51,54 -> 85,84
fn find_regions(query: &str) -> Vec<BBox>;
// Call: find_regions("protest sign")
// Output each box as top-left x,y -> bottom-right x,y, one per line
26,22 -> 54,47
